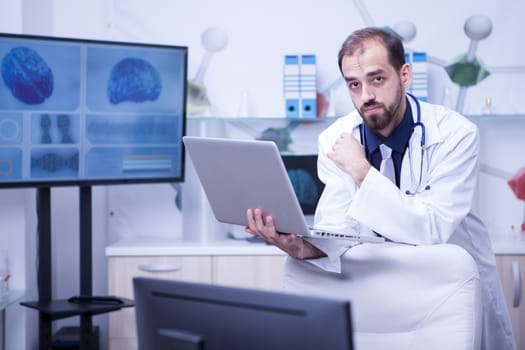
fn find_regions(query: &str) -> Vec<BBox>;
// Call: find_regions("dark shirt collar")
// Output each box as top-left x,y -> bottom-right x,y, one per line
363,96 -> 413,156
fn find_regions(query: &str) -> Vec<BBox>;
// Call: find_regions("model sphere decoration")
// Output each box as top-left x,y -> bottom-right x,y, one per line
188,27 -> 229,115
464,15 -> 493,41
393,20 -> 417,43
193,26 -> 229,83
201,27 -> 229,53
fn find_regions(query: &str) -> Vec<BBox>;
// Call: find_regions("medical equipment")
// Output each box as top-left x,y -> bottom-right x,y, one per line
359,93 -> 430,195
407,92 -> 430,195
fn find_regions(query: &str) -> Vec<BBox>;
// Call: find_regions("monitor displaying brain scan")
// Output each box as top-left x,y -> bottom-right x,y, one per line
0,33 -> 188,187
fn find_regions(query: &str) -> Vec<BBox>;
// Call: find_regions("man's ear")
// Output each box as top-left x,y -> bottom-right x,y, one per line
400,63 -> 412,89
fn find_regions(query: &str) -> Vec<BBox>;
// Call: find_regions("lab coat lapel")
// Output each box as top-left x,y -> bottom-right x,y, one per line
400,98 -> 442,193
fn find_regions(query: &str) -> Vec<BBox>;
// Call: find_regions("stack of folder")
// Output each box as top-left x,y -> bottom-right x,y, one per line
405,51 -> 428,102
283,54 -> 317,118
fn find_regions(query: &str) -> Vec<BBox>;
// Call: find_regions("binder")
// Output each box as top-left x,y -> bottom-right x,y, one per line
283,55 -> 300,118
405,51 -> 428,102
299,54 -> 317,118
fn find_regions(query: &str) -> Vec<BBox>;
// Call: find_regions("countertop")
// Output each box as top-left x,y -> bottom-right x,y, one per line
106,234 -> 525,257
0,290 -> 25,311
105,236 -> 285,257
489,234 -> 525,255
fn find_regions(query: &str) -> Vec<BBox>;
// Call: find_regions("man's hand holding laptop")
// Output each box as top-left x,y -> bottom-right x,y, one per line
245,208 -> 327,260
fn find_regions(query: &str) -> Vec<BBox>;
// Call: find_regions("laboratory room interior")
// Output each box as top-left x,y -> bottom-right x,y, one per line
0,0 -> 524,349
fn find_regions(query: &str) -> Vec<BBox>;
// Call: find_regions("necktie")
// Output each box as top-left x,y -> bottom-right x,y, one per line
379,144 -> 395,184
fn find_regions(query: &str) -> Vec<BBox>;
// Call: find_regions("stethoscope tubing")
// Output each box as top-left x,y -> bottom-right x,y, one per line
359,93 -> 429,195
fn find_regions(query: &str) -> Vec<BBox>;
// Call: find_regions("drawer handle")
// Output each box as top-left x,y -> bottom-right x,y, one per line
512,261 -> 521,308
138,263 -> 183,273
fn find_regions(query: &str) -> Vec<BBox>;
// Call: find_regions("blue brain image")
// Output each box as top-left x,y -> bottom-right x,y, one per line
107,57 -> 162,104
1,46 -> 54,105
288,169 -> 319,207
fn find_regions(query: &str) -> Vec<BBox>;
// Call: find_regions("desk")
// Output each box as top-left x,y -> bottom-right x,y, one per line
0,290 -> 24,350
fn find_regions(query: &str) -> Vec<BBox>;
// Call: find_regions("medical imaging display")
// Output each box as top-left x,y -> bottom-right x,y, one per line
2,46 -> 54,105
0,33 -> 187,187
107,57 -> 162,104
283,155 -> 325,215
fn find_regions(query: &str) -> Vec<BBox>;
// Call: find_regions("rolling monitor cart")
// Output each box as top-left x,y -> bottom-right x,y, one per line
0,32 -> 188,349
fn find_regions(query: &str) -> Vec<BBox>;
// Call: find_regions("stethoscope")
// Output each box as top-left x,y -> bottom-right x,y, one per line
359,92 -> 430,195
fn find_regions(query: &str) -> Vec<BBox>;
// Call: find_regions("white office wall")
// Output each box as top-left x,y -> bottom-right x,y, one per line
0,190 -> 30,350
0,3 -> 29,350
75,0 -> 523,234
0,0 -> 22,33
49,0 -> 525,117
21,0 -> 53,35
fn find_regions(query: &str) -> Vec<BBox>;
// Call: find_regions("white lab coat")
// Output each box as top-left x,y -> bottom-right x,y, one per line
299,98 -> 516,350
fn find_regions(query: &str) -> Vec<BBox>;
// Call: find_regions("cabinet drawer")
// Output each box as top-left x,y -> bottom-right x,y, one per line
108,256 -> 212,346
107,254 -> 287,350
212,255 -> 287,291
108,256 -> 212,298
109,337 -> 139,350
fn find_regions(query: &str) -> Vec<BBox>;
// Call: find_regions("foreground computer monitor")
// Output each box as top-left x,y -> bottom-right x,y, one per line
133,277 -> 354,350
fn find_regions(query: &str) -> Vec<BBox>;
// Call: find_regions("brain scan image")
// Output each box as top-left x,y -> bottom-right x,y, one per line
107,57 -> 162,104
288,168 -> 320,209
31,151 -> 79,176
1,46 -> 54,105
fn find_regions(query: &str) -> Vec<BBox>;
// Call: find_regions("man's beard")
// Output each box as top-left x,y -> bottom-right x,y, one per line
358,85 -> 404,134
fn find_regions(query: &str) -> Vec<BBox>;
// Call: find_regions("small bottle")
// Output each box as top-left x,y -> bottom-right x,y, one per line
481,97 -> 493,115
441,87 -> 455,110
0,250 -> 8,299
237,90 -> 251,118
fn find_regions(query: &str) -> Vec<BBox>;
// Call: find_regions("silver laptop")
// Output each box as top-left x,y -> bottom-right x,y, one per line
183,136 -> 384,243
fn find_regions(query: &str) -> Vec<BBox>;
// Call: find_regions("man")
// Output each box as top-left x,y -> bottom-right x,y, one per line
246,27 -> 515,349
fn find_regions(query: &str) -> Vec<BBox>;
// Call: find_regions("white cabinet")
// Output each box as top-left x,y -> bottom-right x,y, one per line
107,256 -> 213,350
212,255 -> 286,290
496,254 -> 525,350
107,253 -> 287,350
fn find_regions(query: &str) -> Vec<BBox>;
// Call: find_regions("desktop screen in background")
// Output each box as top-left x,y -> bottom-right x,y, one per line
282,154 -> 324,215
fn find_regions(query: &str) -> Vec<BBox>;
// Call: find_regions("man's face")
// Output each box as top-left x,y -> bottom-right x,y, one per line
341,39 -> 411,138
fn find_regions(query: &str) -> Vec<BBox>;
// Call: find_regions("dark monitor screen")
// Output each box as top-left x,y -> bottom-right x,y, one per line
0,33 -> 187,188
282,154 -> 324,215
133,277 -> 353,350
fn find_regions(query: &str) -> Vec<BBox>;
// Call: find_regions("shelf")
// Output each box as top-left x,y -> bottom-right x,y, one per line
187,116 -> 338,122
0,290 -> 24,311
490,234 -> 525,255
21,297 -> 134,321
186,116 -> 334,155
467,114 -> 525,120
187,115 -> 525,121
